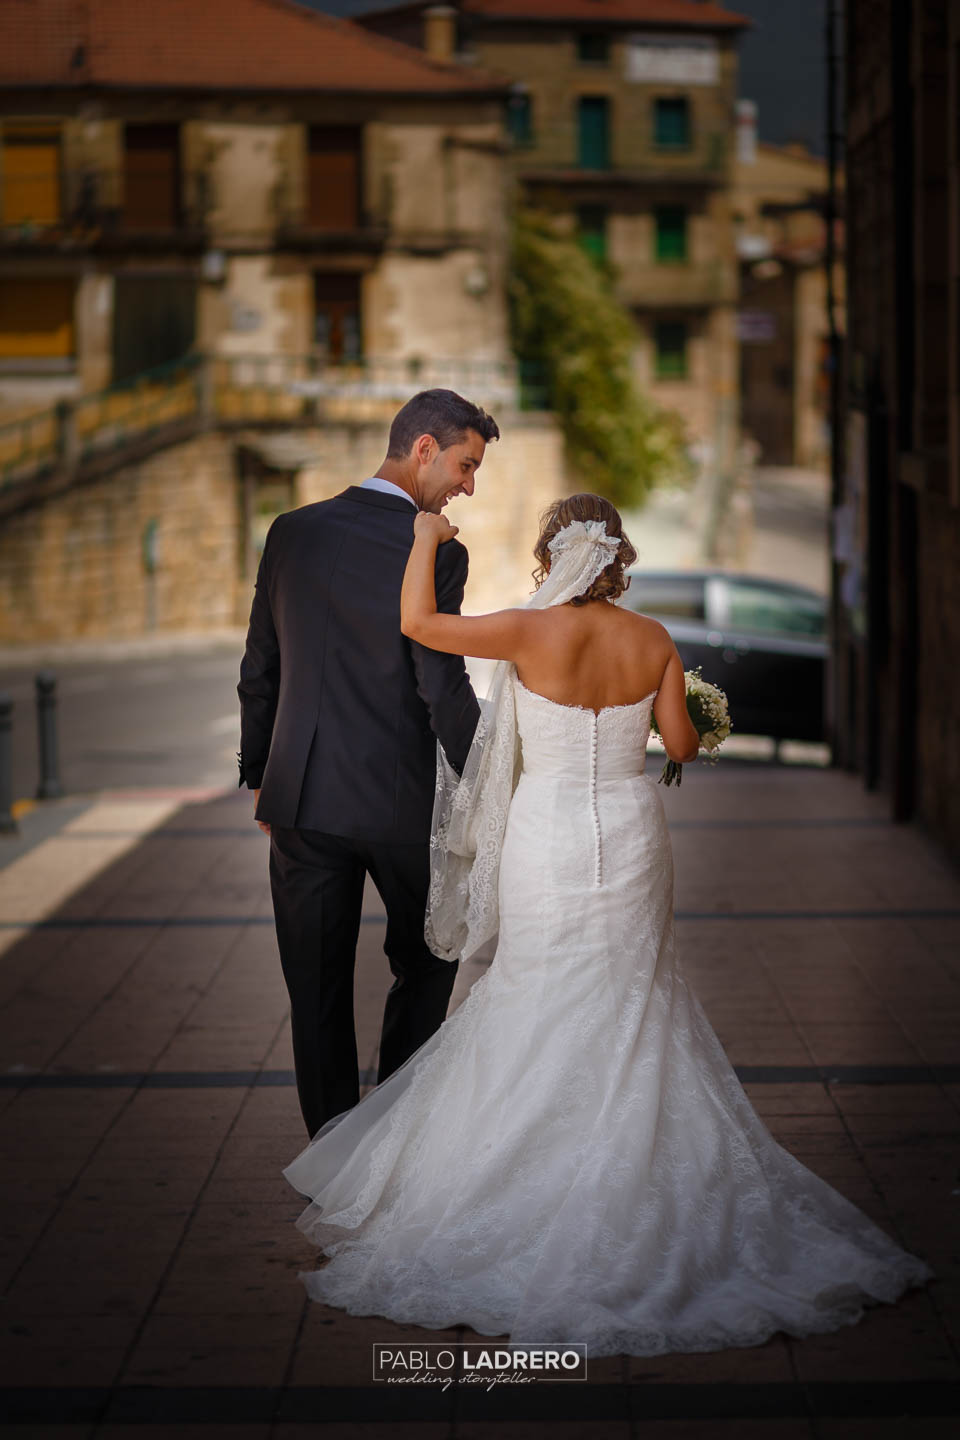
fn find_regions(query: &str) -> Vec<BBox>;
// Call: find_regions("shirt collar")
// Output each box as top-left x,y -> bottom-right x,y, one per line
360,476 -> 417,508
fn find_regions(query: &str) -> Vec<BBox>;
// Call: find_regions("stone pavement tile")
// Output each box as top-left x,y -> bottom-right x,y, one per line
629,1333 -> 794,1384
742,1084 -> 837,1116
788,1290 -> 956,1382
229,1088 -> 309,1140
103,1086 -> 246,1142
288,1307 -> 461,1387
0,927 -> 73,1005
0,1087 -> 133,1141
0,1341 -> 127,1385
794,1023 -> 923,1065
155,1023 -> 282,1073
118,1343 -> 291,1386
137,1310 -> 302,1351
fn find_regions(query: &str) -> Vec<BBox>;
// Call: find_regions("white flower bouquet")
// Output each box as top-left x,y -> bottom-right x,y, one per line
651,666 -> 732,787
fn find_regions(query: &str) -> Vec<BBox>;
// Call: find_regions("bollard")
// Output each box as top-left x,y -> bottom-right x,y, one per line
35,671 -> 63,800
0,693 -> 16,833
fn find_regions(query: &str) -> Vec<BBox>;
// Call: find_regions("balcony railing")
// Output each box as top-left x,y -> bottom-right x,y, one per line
0,166 -> 214,245
0,350 -> 547,512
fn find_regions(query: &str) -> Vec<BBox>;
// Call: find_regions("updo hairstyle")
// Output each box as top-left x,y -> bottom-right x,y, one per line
531,493 -> 637,606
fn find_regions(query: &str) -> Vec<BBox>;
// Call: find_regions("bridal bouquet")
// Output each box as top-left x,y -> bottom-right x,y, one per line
651,667 -> 732,786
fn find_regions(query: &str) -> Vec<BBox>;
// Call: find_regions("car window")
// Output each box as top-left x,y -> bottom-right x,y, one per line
725,581 -> 826,638
623,574 -> 706,620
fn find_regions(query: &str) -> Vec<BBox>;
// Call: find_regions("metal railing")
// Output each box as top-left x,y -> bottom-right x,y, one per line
0,166 -> 215,238
0,350 -> 549,501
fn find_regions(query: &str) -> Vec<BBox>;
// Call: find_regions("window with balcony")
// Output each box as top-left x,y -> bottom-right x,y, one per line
123,123 -> 181,229
314,272 -> 362,361
1,122 -> 62,227
655,207 -> 688,263
307,126 -> 362,231
577,205 -> 607,263
653,97 -> 691,149
654,320 -> 688,380
507,91 -> 534,147
578,97 -> 610,170
577,34 -> 609,65
0,277 -> 74,364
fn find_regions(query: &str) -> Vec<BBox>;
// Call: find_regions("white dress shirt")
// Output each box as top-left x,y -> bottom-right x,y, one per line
360,476 -> 417,508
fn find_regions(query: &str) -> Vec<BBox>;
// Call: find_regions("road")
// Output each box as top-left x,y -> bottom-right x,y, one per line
1,643 -> 246,805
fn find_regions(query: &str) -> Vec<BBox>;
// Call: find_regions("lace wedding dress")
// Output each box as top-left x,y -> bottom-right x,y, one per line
282,679 -> 934,1356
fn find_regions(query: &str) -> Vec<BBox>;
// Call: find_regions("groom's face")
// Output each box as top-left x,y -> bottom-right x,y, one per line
414,429 -> 485,514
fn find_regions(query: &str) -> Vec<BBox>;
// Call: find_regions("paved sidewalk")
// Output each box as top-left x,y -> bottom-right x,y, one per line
0,760 -> 958,1439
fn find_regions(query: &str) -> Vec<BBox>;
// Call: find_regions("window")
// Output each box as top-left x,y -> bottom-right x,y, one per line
507,91 -> 534,147
123,123 -> 181,229
0,277 -> 74,360
654,321 -> 688,380
653,97 -> 691,149
577,34 -> 609,64
307,126 -> 362,230
314,272 -> 361,362
577,96 -> 610,169
623,575 -> 705,620
576,205 -> 607,263
655,206 -> 687,263
2,122 -> 61,226
725,581 -> 827,638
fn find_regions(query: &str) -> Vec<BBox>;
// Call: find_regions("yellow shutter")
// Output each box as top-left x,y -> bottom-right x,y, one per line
2,123 -> 62,226
0,278 -> 74,358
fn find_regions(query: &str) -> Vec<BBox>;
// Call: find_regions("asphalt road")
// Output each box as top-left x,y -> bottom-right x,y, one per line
1,642 -> 246,805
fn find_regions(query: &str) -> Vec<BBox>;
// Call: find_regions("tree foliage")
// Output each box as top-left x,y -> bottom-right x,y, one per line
509,209 -> 693,508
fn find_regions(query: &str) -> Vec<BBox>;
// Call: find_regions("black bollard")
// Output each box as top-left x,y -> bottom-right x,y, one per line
0,693 -> 15,833
35,671 -> 63,800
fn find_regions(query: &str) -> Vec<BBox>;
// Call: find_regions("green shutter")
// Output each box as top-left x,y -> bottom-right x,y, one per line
578,97 -> 610,169
507,93 -> 533,147
577,205 -> 607,262
654,98 -> 691,149
655,207 -> 687,262
655,321 -> 688,379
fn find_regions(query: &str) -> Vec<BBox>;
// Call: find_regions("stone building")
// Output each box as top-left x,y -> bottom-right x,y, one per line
0,0 -> 513,422
839,0 -> 960,860
356,0 -> 749,463
0,0 -> 567,643
732,126 -> 846,470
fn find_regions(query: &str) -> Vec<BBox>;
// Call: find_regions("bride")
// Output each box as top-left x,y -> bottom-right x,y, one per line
281,492 -> 934,1356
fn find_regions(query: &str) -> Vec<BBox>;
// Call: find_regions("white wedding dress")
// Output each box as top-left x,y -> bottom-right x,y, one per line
282,679 -> 934,1356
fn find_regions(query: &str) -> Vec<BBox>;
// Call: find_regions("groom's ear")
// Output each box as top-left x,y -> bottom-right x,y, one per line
414,433 -> 438,466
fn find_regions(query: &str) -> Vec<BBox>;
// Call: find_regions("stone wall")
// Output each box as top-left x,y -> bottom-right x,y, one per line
0,414 -> 566,643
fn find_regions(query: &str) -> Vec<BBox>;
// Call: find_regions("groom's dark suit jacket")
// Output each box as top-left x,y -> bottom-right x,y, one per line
237,485 -> 480,842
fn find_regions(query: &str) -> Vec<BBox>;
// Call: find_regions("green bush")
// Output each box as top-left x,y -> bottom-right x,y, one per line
509,209 -> 693,507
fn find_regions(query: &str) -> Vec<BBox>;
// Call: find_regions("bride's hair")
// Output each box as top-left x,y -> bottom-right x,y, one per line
532,493 -> 637,605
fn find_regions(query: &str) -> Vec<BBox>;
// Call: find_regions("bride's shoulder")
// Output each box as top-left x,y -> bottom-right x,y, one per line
614,605 -> 672,644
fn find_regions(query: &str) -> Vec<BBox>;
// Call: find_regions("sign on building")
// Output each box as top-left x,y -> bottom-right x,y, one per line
625,34 -> 720,85
737,311 -> 777,343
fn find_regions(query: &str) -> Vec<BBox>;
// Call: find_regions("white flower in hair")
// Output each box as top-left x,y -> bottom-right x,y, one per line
547,517 -> 621,556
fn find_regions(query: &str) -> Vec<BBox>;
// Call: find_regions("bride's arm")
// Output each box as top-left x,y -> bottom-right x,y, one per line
401,512 -> 533,660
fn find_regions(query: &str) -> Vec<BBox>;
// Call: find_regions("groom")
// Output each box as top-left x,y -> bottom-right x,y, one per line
237,389 -> 498,1137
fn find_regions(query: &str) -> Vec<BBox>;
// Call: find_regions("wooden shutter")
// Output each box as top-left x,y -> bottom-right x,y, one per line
2,122 -> 61,226
0,277 -> 74,358
123,124 -> 180,229
307,127 -> 361,230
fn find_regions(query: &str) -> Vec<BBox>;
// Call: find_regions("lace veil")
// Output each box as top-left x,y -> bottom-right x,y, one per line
425,518 -> 622,964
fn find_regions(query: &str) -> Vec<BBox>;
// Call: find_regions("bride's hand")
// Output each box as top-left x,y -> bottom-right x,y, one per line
415,511 -> 459,544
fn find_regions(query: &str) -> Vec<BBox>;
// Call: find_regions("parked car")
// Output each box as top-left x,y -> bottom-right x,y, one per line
620,570 -> 827,743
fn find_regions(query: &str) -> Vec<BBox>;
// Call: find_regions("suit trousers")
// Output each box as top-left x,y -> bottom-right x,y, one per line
268,826 -> 459,1138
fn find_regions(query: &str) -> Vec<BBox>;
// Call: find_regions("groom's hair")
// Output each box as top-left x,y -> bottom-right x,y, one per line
386,389 -> 500,458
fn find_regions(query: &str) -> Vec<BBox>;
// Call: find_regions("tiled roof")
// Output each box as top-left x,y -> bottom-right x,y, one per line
465,0 -> 748,24
360,0 -> 749,28
0,0 -> 506,92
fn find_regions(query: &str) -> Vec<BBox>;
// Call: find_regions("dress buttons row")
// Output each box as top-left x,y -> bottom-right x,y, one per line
589,713 -> 602,887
